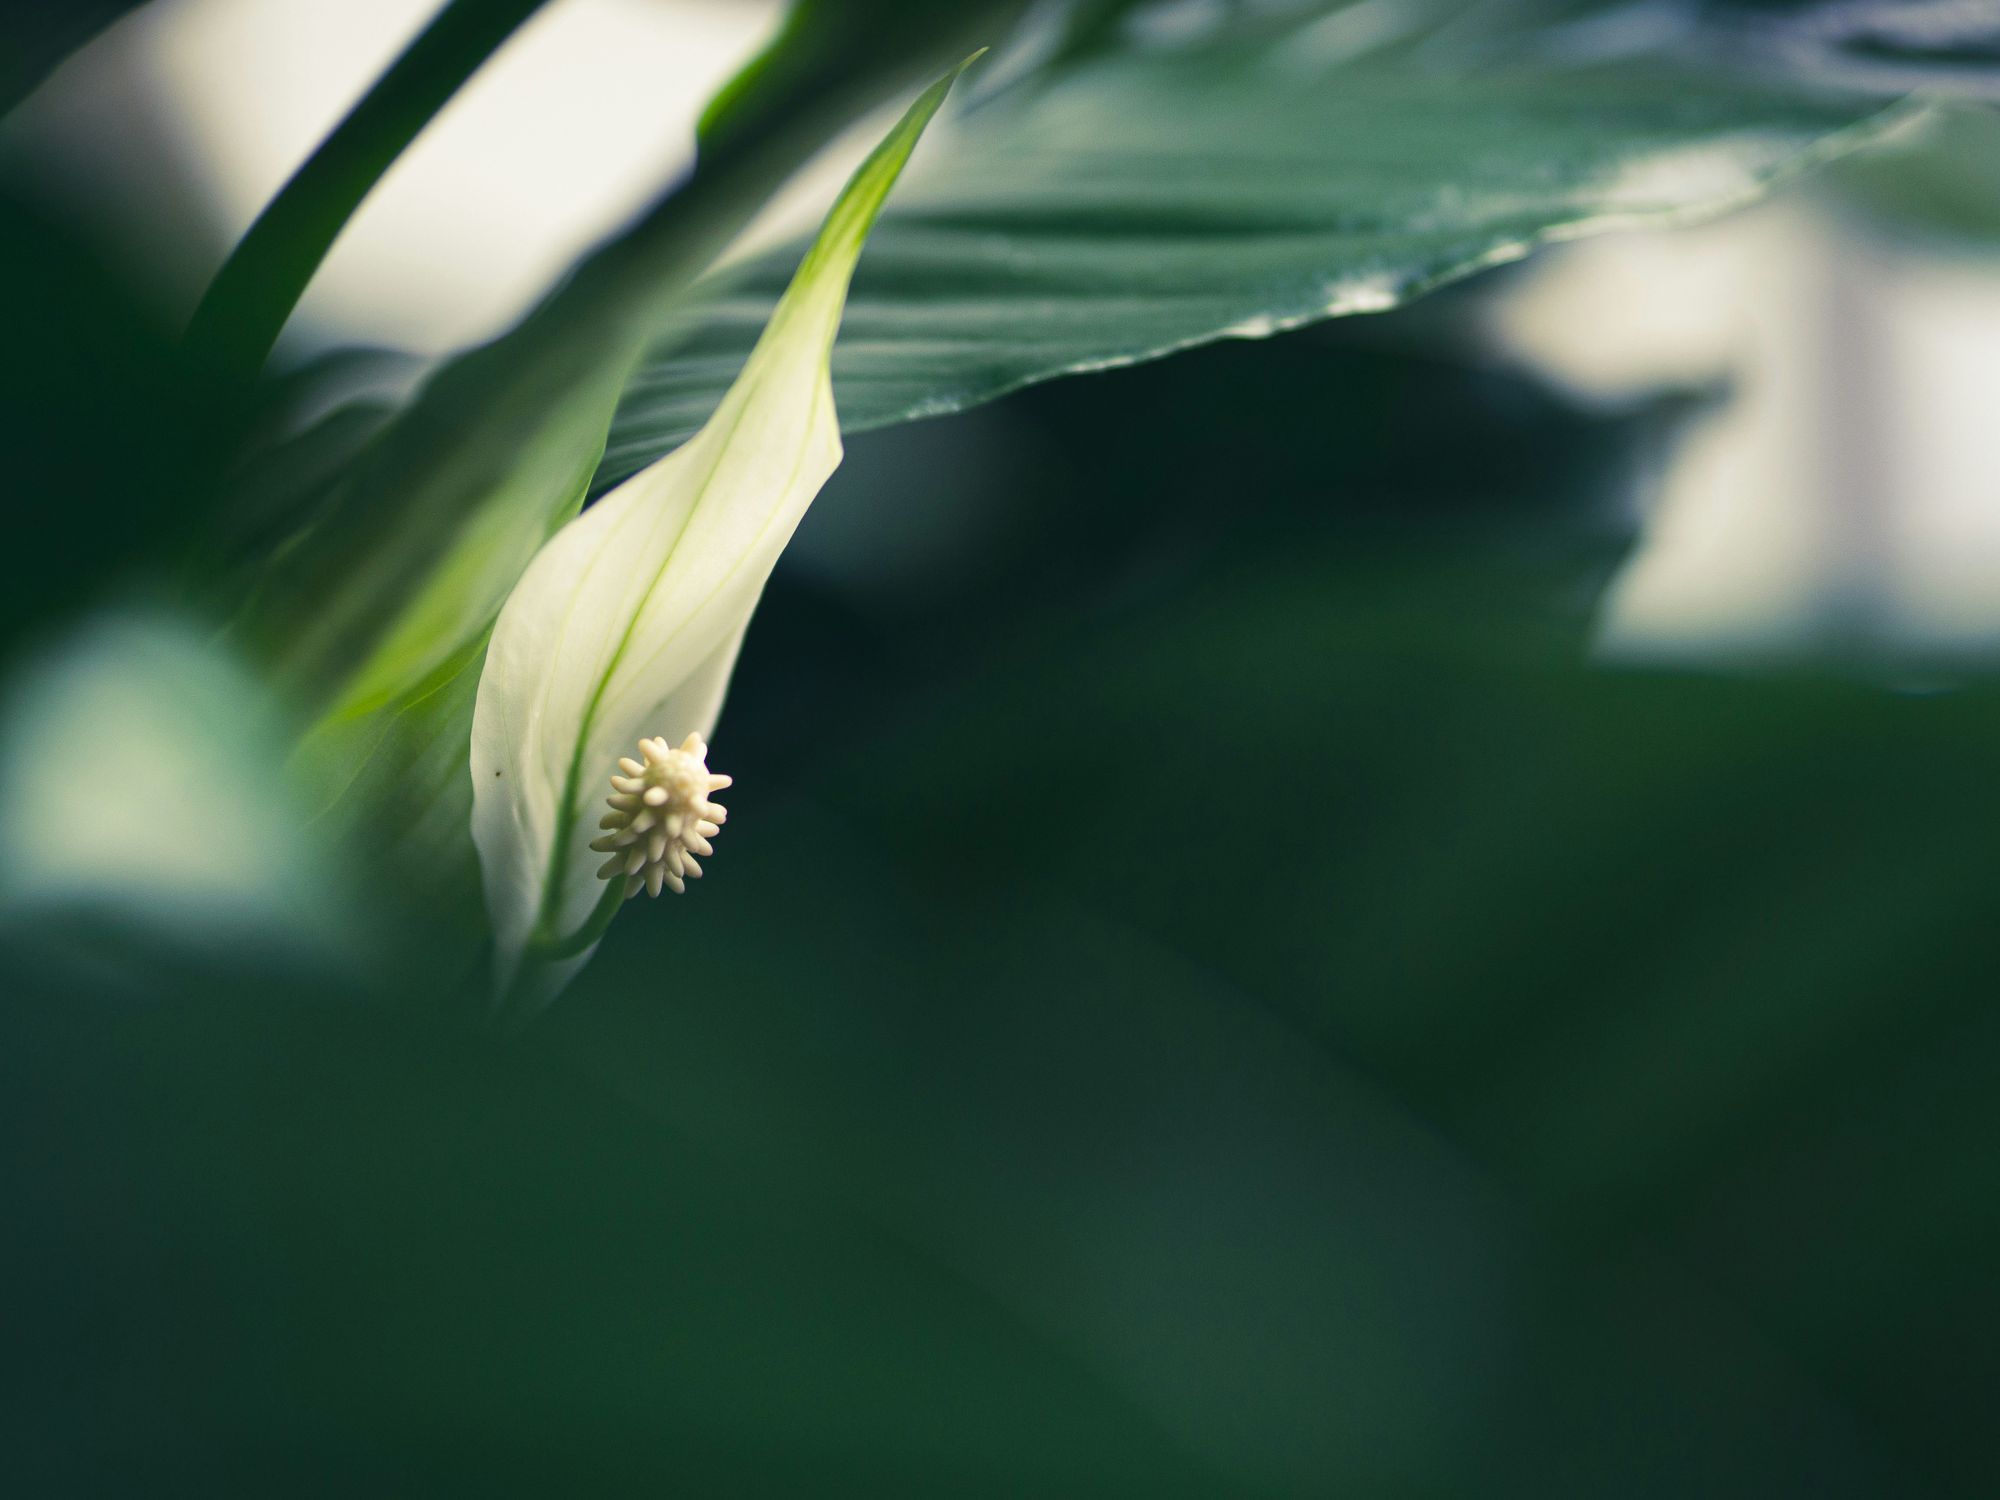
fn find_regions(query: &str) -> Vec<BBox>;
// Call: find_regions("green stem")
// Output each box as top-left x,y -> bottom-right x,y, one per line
526,876 -> 629,964
489,877 -> 624,1030
183,0 -> 549,390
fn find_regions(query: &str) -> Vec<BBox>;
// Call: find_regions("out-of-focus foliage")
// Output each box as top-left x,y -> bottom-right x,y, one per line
182,0 -> 554,392
700,0 -> 1028,150
599,40 -> 1895,490
0,0 -> 146,114
989,0 -> 2000,96
1715,0 -> 2000,98
1836,99 -> 2000,241
0,611 -> 356,987
0,183 -> 216,645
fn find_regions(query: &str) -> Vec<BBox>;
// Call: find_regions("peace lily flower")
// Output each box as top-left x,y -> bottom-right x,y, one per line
469,62 -> 969,997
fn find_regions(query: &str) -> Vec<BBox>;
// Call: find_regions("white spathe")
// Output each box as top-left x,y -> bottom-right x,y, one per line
468,65 -> 965,989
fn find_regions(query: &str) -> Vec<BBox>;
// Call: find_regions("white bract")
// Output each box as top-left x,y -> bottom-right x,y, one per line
469,65 -> 965,993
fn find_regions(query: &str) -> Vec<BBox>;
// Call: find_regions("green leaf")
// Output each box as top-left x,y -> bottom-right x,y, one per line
291,635 -> 489,959
598,51 -> 1902,491
468,60 -> 970,1002
1835,99 -> 2000,241
182,0 -> 554,393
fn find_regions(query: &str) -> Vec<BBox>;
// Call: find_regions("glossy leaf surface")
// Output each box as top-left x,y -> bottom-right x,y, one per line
598,51 -> 1897,491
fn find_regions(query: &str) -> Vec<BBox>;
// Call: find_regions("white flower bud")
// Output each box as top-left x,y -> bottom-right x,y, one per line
467,63 -> 970,997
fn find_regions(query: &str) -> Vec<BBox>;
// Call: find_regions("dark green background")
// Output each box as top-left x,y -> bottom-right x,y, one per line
9,307 -> 2000,1494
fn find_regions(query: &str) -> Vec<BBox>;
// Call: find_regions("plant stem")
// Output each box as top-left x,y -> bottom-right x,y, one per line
527,877 -> 629,964
183,0 -> 549,391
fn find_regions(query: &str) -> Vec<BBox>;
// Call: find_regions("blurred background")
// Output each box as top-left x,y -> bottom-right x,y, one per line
5,1 -> 2000,1494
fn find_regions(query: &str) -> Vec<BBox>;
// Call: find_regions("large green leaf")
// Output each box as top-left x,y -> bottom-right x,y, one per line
598,52 -> 1899,492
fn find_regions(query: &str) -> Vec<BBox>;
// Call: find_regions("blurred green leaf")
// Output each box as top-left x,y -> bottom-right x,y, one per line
1711,0 -> 2000,99
183,0 -> 553,393
206,348 -> 426,598
0,610 -> 358,987
599,50 -> 1899,490
1834,99 -> 2000,242
0,0 -> 149,116
0,181 -> 220,650
290,636 -> 489,981
699,0 -> 1028,151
